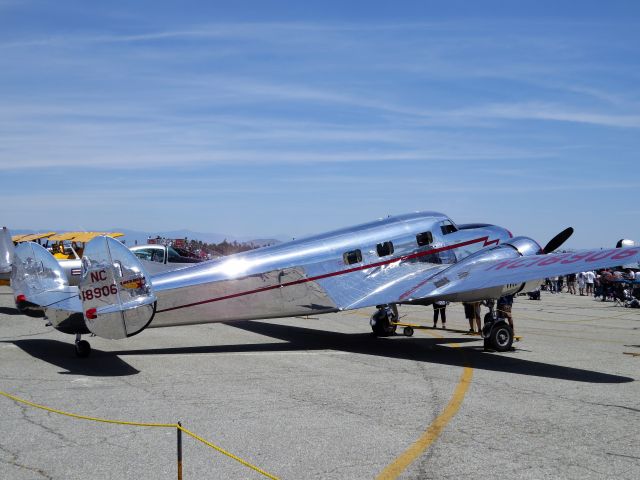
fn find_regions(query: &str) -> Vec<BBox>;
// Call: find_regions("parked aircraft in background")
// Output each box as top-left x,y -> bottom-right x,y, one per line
11,232 -> 56,244
3,212 -> 639,357
10,232 -> 201,285
11,231 -> 124,286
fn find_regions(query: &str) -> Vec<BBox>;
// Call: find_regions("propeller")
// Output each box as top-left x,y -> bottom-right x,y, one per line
542,227 -> 574,254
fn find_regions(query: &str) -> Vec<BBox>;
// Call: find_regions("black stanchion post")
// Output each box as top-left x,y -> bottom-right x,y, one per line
177,422 -> 183,480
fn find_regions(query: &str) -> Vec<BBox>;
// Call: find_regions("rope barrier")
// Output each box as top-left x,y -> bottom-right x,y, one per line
0,390 -> 279,480
178,425 -> 279,480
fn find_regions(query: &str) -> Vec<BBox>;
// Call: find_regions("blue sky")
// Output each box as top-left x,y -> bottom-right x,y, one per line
1,1 -> 639,247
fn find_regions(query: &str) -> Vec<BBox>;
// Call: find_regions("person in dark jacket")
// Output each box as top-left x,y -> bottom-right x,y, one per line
497,294 -> 515,334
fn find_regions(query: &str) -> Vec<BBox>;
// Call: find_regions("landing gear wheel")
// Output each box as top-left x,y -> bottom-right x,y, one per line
403,326 -> 414,337
75,340 -> 91,358
489,323 -> 513,352
370,306 -> 398,337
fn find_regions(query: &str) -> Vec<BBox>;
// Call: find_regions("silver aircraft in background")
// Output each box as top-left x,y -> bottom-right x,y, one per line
3,211 -> 639,357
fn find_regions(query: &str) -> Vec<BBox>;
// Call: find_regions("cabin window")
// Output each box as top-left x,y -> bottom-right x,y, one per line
416,231 -> 433,246
343,249 -> 363,265
376,241 -> 394,257
440,220 -> 458,235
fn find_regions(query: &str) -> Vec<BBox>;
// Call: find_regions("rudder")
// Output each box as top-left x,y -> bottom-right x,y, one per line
80,236 -> 156,339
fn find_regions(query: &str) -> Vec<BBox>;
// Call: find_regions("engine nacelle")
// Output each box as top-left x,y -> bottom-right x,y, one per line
616,239 -> 636,248
503,236 -> 542,257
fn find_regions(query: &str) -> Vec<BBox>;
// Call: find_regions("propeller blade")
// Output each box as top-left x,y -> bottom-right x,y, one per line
542,227 -> 574,254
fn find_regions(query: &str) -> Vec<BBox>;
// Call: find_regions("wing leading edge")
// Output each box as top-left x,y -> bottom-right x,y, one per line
340,247 -> 640,310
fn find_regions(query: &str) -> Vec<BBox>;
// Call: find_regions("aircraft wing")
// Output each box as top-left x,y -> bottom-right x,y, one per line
27,288 -> 81,311
309,260 -> 447,310
327,247 -> 640,310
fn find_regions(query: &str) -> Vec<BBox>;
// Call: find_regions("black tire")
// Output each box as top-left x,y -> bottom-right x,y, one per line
403,326 -> 414,337
75,340 -> 91,358
370,309 -> 397,336
489,323 -> 513,352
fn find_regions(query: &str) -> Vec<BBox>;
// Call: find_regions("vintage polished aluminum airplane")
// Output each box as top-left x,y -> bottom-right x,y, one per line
2,212 -> 638,358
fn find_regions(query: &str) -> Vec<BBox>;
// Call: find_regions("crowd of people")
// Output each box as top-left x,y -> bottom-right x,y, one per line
542,268 -> 639,306
428,267 -> 639,345
431,295 -> 515,335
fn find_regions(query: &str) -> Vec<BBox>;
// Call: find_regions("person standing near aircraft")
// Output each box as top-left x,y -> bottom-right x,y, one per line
463,302 -> 481,334
566,273 -> 576,294
577,272 -> 586,296
585,270 -> 595,295
432,300 -> 448,328
497,294 -> 515,334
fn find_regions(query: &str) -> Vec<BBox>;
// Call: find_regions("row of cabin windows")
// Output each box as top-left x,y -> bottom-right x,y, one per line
342,229 -> 446,265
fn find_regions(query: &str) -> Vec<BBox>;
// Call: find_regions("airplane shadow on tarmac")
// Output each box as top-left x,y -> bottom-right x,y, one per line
0,306 -> 23,316
111,321 -> 633,384
1,339 -> 140,377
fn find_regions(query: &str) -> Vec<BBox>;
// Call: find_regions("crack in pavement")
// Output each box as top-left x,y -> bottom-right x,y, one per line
0,441 -> 53,479
16,402 -> 77,447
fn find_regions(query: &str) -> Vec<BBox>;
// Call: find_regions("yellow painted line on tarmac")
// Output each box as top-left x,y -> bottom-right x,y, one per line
376,329 -> 474,480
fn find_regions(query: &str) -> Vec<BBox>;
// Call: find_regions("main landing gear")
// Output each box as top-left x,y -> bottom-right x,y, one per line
370,305 -> 399,337
481,313 -> 514,352
75,333 -> 91,358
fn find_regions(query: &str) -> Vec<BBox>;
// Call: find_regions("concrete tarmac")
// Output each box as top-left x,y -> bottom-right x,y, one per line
0,285 -> 638,479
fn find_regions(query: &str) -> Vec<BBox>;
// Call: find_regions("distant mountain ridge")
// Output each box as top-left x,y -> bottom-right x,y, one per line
8,228 -> 284,247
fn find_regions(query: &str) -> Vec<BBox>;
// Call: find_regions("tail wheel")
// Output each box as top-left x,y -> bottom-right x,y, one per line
75,340 -> 91,358
490,323 -> 513,352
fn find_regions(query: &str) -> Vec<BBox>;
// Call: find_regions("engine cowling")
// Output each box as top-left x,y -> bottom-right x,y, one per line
503,236 -> 542,257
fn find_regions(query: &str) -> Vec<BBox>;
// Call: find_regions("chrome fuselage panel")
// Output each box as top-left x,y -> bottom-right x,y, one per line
147,212 -> 511,327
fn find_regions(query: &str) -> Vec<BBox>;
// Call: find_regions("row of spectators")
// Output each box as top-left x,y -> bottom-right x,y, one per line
542,269 -> 639,307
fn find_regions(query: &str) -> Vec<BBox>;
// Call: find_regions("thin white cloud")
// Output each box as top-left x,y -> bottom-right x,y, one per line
451,103 -> 640,129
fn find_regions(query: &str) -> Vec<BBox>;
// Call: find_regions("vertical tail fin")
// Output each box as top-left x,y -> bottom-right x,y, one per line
79,236 -> 156,339
11,241 -> 70,314
0,227 -> 14,278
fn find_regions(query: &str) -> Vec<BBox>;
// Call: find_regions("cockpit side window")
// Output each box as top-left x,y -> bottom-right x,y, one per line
440,220 -> 458,235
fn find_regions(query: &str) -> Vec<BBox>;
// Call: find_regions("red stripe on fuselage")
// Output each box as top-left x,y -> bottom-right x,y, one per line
155,236 -> 499,313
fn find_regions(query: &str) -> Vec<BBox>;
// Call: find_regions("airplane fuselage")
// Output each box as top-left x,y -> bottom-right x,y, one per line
146,212 -> 511,328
